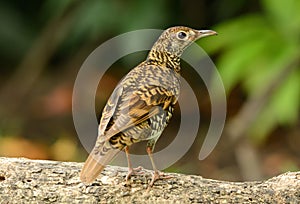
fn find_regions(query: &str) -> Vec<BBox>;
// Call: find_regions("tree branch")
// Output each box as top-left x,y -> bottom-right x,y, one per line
0,157 -> 299,203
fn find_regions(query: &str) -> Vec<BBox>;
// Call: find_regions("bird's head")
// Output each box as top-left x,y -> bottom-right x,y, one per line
152,26 -> 217,57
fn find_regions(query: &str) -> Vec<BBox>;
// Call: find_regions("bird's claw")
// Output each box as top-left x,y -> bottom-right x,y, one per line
147,170 -> 172,190
125,166 -> 145,184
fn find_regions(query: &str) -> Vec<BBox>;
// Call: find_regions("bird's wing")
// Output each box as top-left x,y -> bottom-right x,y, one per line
104,85 -> 177,140
97,84 -> 123,137
80,84 -> 124,184
80,86 -> 174,184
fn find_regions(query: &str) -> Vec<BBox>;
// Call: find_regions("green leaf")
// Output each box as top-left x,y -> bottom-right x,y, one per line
200,14 -> 268,53
250,69 -> 300,143
271,69 -> 300,125
209,4 -> 300,140
243,41 -> 299,95
262,0 -> 300,36
217,36 -> 269,92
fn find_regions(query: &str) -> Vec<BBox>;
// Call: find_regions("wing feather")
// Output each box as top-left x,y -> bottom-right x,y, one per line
98,84 -> 123,136
103,85 -> 177,139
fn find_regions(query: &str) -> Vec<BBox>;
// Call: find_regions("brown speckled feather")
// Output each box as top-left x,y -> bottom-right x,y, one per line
80,26 -> 217,184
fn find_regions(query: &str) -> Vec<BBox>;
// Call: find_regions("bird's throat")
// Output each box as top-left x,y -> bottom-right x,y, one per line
147,50 -> 181,73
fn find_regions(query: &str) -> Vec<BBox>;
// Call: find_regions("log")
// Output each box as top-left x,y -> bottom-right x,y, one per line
0,157 -> 299,203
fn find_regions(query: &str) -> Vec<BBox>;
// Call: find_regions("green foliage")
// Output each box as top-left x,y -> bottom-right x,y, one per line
201,0 -> 300,143
41,0 -> 169,51
41,0 -> 74,19
0,2 -> 34,62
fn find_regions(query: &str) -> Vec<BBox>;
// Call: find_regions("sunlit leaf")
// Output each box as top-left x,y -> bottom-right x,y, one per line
271,69 -> 300,125
244,41 -> 299,95
210,1 -> 300,141
262,0 -> 300,36
250,69 -> 300,142
217,36 -> 268,92
200,14 -> 268,53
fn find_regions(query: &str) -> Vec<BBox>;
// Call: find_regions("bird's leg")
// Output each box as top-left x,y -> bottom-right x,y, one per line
146,146 -> 172,188
125,146 -> 144,182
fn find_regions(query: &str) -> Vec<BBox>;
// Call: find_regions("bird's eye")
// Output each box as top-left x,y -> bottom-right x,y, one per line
177,31 -> 188,40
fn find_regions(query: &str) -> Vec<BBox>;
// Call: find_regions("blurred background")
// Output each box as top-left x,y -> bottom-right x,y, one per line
0,0 -> 299,181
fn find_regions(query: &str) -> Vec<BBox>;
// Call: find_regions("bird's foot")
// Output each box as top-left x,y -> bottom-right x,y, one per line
147,170 -> 172,190
125,166 -> 145,185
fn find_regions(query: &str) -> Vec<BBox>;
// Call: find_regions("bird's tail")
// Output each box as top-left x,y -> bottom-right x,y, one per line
80,141 -> 121,184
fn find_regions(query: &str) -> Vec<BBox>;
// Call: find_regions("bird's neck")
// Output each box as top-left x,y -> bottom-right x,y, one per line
146,49 -> 181,73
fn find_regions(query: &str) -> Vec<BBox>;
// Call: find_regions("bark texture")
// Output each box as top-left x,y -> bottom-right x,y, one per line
0,157 -> 299,203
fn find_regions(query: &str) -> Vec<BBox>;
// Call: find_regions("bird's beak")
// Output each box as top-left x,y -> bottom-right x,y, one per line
197,30 -> 218,38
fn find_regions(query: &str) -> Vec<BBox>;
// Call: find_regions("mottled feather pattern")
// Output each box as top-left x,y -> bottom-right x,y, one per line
97,62 -> 180,145
80,26 -> 217,185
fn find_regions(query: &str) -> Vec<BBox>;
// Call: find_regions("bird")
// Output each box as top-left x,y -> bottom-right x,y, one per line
80,26 -> 217,187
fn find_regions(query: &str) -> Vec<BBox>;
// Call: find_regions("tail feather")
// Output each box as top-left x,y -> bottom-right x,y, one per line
80,144 -> 120,184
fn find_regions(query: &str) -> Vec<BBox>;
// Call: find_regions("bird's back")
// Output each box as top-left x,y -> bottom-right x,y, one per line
103,60 -> 180,144
80,61 -> 180,184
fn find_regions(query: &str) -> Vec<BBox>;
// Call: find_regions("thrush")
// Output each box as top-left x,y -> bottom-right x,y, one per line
80,26 -> 217,187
